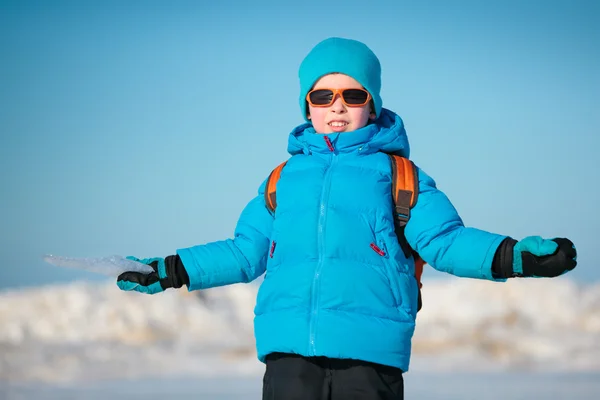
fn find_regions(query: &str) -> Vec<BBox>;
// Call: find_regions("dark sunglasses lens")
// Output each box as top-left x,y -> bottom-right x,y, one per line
342,89 -> 369,105
342,89 -> 369,104
309,90 -> 334,105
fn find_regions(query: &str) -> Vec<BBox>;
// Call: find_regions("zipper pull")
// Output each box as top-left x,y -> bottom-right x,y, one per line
269,241 -> 277,258
370,243 -> 386,256
323,136 -> 335,152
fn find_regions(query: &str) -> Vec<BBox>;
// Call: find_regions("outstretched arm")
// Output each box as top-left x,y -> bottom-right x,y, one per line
404,167 -> 506,281
404,167 -> 576,281
116,181 -> 274,294
177,181 -> 274,291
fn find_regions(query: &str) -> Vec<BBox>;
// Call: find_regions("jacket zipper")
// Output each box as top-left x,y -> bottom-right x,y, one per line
308,137 -> 336,355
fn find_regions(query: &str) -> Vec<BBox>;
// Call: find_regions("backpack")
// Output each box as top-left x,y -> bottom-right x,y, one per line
264,154 -> 425,312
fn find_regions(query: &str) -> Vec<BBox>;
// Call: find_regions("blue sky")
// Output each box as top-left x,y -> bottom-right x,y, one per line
1,0 -> 598,289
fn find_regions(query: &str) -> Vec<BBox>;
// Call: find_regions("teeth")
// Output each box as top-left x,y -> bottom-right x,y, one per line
329,121 -> 348,127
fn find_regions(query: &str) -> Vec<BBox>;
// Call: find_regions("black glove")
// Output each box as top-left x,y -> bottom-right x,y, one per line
117,255 -> 189,294
492,236 -> 577,279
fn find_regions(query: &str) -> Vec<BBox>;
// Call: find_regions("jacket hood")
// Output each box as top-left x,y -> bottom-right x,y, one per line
287,108 -> 410,157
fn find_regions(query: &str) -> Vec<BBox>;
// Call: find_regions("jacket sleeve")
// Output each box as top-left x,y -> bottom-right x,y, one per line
176,180 -> 274,291
404,167 -> 507,281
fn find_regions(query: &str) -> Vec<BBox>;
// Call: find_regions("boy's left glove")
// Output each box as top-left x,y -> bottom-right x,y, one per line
116,255 -> 189,294
492,236 -> 577,279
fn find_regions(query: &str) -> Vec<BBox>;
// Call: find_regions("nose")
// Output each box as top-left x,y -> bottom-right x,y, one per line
330,94 -> 347,113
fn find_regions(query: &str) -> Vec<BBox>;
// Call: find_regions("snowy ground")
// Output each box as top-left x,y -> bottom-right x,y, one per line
1,278 -> 599,398
3,372 -> 600,400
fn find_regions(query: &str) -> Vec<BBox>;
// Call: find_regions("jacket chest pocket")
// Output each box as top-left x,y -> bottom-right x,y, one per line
265,232 -> 281,277
371,239 -> 415,317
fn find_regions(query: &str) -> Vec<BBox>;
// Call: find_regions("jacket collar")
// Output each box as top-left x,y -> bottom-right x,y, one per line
287,108 -> 410,157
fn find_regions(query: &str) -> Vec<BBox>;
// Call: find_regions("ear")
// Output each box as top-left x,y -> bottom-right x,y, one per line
307,114 -> 311,120
369,112 -> 377,121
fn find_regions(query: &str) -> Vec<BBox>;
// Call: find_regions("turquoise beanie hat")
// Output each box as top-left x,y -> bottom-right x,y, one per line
298,37 -> 382,121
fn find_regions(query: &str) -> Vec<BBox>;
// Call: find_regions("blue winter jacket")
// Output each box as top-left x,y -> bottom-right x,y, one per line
177,109 -> 506,372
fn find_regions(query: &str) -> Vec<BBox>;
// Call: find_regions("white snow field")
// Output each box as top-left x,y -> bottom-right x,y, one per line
1,278 -> 599,398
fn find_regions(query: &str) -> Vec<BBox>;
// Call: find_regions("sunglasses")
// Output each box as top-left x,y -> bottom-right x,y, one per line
306,88 -> 372,107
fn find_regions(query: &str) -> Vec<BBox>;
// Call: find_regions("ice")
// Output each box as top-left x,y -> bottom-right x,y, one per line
42,254 -> 155,277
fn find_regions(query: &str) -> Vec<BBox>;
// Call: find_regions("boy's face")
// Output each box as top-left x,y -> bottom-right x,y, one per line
307,74 -> 376,134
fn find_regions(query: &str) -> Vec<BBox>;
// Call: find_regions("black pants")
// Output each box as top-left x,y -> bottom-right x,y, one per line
262,353 -> 404,400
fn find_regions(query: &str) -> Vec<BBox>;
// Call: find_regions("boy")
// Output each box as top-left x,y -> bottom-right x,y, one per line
117,37 -> 577,400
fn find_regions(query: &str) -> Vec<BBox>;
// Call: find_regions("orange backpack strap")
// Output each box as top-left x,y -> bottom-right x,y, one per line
389,155 -> 418,228
264,161 -> 287,213
388,155 -> 424,312
388,154 -> 419,258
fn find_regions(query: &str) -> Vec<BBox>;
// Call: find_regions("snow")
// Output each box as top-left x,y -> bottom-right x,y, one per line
1,277 -> 599,392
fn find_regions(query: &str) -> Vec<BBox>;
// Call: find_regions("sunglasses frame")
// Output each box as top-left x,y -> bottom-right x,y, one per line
306,88 -> 372,108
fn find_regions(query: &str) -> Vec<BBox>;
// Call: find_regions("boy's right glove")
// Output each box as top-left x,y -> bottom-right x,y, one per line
492,236 -> 577,278
116,255 -> 189,294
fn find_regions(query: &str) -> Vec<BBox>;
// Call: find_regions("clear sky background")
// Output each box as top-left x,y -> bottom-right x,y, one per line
1,0 -> 598,289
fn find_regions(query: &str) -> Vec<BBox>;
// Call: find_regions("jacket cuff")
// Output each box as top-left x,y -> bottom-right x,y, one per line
491,237 -> 517,278
165,254 -> 190,288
